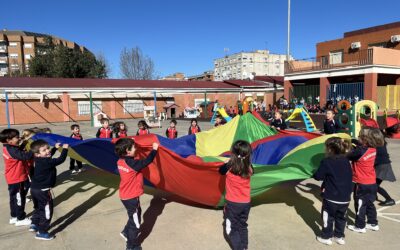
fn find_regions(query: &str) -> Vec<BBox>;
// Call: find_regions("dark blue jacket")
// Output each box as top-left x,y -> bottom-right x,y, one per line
313,155 -> 353,202
31,148 -> 68,189
375,142 -> 391,165
323,119 -> 340,134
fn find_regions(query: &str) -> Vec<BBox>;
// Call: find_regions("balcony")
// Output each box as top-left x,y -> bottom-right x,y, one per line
285,47 -> 400,74
0,56 -> 7,64
0,45 -> 7,53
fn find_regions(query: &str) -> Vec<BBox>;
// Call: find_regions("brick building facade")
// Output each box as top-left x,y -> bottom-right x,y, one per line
0,77 -> 283,125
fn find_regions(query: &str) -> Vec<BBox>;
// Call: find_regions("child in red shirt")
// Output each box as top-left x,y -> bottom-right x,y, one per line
0,129 -> 33,226
188,119 -> 201,135
165,120 -> 178,139
114,121 -> 128,138
136,120 -> 150,136
347,127 -> 384,233
96,118 -> 113,138
70,124 -> 84,174
115,138 -> 158,250
219,140 -> 253,250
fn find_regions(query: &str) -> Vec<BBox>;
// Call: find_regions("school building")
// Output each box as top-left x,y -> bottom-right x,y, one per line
0,77 -> 283,126
284,21 -> 400,111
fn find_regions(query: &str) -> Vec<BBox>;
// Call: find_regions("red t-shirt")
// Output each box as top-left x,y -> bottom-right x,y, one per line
2,145 -> 29,184
117,158 -> 144,200
352,147 -> 377,184
225,169 -> 252,203
99,128 -> 112,138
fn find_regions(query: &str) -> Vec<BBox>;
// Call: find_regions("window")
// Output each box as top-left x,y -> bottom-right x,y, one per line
368,42 -> 387,48
10,53 -> 18,58
9,42 -> 17,47
11,64 -> 19,69
123,100 -> 144,113
25,54 -> 31,59
24,43 -> 33,49
78,101 -> 102,115
329,50 -> 343,65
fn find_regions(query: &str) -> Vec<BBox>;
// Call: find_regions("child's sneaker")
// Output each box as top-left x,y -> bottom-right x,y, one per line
29,224 -> 38,232
71,170 -> 78,174
120,231 -> 127,241
316,236 -> 333,245
35,232 -> 55,240
333,237 -> 346,245
15,218 -> 31,226
366,224 -> 380,231
9,217 -> 17,224
347,225 -> 366,233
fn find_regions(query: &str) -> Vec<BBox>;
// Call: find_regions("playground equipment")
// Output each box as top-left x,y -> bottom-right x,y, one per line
242,96 -> 254,114
143,106 -> 161,128
210,107 -> 232,124
336,100 -> 378,138
285,105 -> 317,132
184,107 -> 200,119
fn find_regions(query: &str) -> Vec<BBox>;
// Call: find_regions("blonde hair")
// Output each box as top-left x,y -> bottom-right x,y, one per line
21,129 -> 35,141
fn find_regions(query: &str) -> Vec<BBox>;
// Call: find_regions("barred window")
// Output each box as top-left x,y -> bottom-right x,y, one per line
77,101 -> 102,115
123,100 -> 144,113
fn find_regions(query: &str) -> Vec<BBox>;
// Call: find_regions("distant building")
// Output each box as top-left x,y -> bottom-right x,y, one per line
161,72 -> 186,81
187,70 -> 214,81
214,50 -> 289,81
0,30 -> 90,77
284,21 -> 400,109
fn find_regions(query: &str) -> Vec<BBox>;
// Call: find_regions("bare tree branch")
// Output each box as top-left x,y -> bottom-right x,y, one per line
120,46 -> 155,80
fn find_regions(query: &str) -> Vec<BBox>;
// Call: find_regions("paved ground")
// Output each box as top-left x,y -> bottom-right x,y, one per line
0,119 -> 399,250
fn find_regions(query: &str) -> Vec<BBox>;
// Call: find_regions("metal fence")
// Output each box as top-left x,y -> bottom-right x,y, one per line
327,82 -> 364,105
290,85 -> 320,104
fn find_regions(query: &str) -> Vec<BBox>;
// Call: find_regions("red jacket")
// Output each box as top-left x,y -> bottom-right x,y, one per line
118,130 -> 127,138
2,144 -> 31,184
351,147 -> 377,185
71,133 -> 83,140
117,150 -> 157,200
136,129 -> 149,136
225,171 -> 252,203
96,127 -> 112,138
166,128 -> 177,139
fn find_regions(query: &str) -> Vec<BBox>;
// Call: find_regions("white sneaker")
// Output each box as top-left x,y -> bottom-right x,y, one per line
9,217 -> 17,224
71,170 -> 78,174
15,218 -> 31,226
347,225 -> 366,233
333,237 -> 346,245
316,236 -> 333,245
366,224 -> 380,231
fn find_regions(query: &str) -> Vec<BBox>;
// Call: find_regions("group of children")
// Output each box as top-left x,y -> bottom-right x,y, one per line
94,118 -> 202,140
313,126 -> 396,246
1,114 -> 396,250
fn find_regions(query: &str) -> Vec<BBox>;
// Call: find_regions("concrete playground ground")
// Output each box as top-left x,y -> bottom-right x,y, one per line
0,119 -> 399,250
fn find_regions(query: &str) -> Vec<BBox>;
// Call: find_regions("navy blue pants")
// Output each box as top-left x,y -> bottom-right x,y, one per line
8,181 -> 27,220
121,197 -> 142,249
69,158 -> 83,171
31,189 -> 54,234
353,183 -> 378,229
223,201 -> 251,250
320,199 -> 349,239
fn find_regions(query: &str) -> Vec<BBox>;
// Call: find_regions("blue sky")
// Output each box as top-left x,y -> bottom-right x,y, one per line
1,0 -> 399,78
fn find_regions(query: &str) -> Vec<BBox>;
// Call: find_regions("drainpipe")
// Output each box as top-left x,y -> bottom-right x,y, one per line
4,90 -> 10,128
90,92 -> 94,127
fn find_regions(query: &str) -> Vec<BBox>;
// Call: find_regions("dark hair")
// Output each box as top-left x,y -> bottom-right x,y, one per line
228,140 -> 253,178
170,119 -> 177,125
30,139 -> 50,154
325,137 -> 351,156
115,138 -> 135,157
138,120 -> 149,129
385,124 -> 399,137
190,118 -> 198,125
113,121 -> 128,133
0,129 -> 20,143
100,118 -> 109,124
71,124 -> 80,130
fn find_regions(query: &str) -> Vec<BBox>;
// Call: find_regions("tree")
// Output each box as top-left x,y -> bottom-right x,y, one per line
96,52 -> 111,78
120,47 -> 155,80
28,37 -> 107,78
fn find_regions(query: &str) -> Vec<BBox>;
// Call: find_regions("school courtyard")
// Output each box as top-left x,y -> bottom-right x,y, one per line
0,119 -> 399,250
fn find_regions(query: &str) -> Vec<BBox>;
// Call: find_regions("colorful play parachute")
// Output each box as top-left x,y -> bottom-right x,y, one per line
32,114 -> 350,207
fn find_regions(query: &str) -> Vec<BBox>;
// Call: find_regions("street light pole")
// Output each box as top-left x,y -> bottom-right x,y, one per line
287,0 -> 291,62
